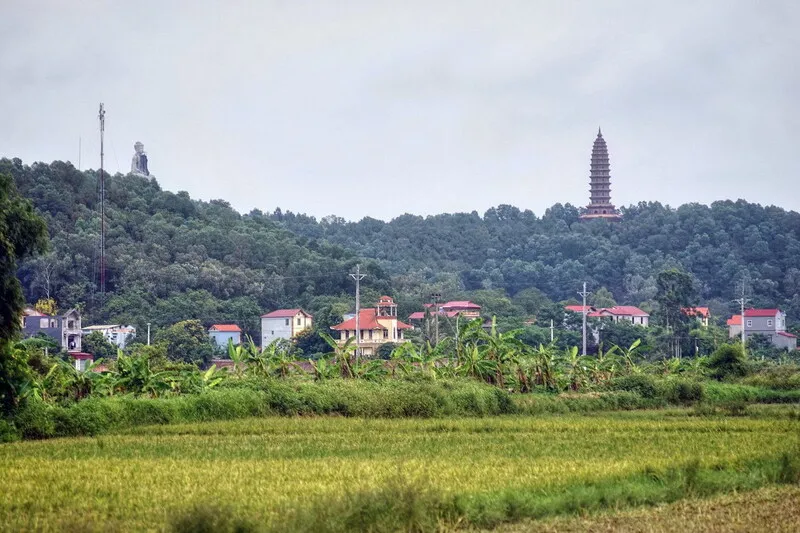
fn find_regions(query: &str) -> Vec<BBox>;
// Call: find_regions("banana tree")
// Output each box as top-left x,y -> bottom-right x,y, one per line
613,339 -> 643,374
560,346 -> 586,391
319,331 -> 356,379
226,338 -> 248,378
531,343 -> 558,391
307,356 -> 338,382
263,338 -> 299,378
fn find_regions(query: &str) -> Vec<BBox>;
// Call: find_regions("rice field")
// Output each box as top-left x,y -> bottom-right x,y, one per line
1,410 -> 799,532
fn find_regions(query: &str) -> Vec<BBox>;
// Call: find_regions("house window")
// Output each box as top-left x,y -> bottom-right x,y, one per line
383,329 -> 388,339
40,318 -> 49,328
746,320 -> 752,328
368,330 -> 373,340
767,319 -> 773,327
297,318 -> 301,326
285,319 -> 289,326
68,320 -> 74,329
270,331 -> 274,335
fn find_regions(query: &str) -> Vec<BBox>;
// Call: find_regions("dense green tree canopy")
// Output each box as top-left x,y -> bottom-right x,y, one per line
5,158 -> 800,359
0,172 -> 48,412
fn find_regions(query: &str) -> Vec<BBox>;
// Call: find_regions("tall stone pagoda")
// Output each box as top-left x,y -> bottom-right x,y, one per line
579,128 -> 621,220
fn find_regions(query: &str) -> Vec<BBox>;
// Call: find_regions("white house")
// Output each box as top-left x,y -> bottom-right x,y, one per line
82,324 -> 137,349
208,324 -> 242,347
261,309 -> 313,346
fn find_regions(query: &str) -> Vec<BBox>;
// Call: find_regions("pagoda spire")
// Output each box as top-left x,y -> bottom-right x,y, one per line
579,128 -> 621,221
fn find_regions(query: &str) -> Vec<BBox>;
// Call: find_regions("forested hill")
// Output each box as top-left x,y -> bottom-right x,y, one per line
5,157 -> 800,337
267,202 -> 800,321
2,158 -> 391,339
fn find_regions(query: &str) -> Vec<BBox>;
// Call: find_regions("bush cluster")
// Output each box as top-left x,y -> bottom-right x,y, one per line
5,378 -> 516,440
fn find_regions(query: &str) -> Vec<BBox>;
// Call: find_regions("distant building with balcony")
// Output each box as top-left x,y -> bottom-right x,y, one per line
261,309 -> 313,346
22,307 -> 82,352
727,309 -> 796,350
82,324 -> 137,349
332,296 -> 412,357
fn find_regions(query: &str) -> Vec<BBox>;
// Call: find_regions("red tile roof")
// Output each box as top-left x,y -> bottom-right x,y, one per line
727,315 -> 742,326
332,309 -> 412,331
408,312 -> 426,320
777,331 -> 797,338
209,324 -> 242,332
441,301 -> 481,310
598,306 -> 649,317
565,305 -> 595,313
261,309 -> 312,319
744,308 -> 781,317
682,307 -> 710,318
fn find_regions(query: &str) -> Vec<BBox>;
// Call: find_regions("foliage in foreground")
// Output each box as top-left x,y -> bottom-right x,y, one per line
2,412 -> 798,532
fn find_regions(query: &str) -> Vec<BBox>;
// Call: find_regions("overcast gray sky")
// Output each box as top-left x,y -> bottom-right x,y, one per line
2,1 -> 798,221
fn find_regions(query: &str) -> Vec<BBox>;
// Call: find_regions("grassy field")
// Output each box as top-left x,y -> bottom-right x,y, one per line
496,485 -> 800,532
1,409 -> 799,532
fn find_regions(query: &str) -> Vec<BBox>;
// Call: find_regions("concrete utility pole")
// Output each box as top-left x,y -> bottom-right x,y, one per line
350,264 -> 366,363
578,282 -> 590,356
431,292 -> 441,345
734,283 -> 749,357
147,322 -> 151,345
550,319 -> 554,343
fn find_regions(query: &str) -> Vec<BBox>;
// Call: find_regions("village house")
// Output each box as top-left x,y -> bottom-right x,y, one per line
565,305 -> 650,326
408,300 -> 482,322
261,309 -> 313,346
682,307 -> 710,327
332,296 -> 412,357
82,324 -> 137,349
22,307 -> 83,352
208,324 -> 242,347
727,309 -> 797,351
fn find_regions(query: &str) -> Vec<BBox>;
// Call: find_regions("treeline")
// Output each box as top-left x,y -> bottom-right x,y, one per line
6,158 -> 800,347
269,202 -> 800,322
2,158 -> 391,340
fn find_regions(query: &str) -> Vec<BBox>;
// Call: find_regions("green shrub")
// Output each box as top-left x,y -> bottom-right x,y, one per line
659,379 -> 705,405
0,419 -> 20,442
708,344 -> 749,381
608,374 -> 658,399
13,399 -> 56,439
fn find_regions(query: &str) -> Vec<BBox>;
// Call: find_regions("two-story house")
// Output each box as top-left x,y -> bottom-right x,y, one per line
208,324 -> 242,347
261,309 -> 313,346
22,307 -> 83,352
727,309 -> 797,350
332,296 -> 412,357
82,324 -> 137,349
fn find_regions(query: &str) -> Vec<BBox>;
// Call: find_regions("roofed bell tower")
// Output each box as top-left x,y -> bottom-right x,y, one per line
579,128 -> 621,220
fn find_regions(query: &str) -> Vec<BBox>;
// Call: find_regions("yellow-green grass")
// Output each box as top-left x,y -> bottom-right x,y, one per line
1,412 -> 798,532
492,485 -> 800,532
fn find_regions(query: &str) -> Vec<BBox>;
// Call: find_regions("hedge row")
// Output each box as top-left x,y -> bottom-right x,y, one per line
4,378 -> 515,441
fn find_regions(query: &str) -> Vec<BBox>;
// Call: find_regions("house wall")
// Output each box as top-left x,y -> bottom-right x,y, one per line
262,317 -> 294,346
23,316 -> 61,345
210,331 -> 241,347
290,314 -> 312,336
774,335 -> 797,351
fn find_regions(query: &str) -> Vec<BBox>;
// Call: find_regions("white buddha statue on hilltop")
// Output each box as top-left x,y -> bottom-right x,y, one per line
131,141 -> 150,176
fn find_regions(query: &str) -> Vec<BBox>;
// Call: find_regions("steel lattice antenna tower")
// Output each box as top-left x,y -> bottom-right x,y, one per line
99,103 -> 106,298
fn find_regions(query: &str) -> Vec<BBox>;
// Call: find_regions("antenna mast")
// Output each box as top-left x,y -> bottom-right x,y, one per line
99,103 -> 106,298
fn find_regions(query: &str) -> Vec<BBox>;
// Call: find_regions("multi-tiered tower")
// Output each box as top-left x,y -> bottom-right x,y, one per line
579,128 -> 621,220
